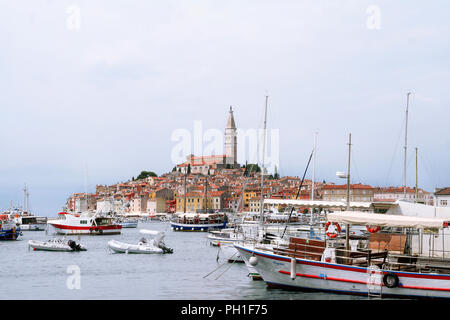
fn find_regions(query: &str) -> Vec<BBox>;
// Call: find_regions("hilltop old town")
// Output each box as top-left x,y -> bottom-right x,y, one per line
63,107 -> 447,216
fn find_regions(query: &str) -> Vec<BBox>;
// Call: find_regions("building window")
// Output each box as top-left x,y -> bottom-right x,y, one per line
441,200 -> 448,206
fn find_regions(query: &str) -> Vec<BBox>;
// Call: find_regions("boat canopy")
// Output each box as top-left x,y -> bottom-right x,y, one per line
263,199 -> 372,209
327,211 -> 449,229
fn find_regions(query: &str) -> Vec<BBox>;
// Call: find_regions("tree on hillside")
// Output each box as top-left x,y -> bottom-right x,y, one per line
136,171 -> 158,180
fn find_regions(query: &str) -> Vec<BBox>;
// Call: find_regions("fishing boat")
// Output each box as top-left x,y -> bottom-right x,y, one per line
0,214 -> 22,240
170,213 -> 227,231
48,212 -> 122,235
235,211 -> 450,299
28,239 -> 87,252
108,229 -> 173,254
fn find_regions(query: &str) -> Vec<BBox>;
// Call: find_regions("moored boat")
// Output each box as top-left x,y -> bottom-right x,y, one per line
48,212 -> 122,235
0,214 -> 22,240
171,213 -> 227,232
108,229 -> 173,254
235,211 -> 450,299
28,239 -> 87,252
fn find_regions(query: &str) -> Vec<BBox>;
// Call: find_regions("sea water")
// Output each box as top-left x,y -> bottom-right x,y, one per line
0,221 -> 365,300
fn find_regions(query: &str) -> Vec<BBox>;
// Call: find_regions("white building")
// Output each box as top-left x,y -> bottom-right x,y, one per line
435,187 -> 450,207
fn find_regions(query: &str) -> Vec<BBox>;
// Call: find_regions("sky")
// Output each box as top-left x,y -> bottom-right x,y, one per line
1,0 -> 449,216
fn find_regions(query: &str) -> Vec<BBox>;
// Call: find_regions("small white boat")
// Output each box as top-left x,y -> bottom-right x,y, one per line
108,229 -> 173,254
28,239 -> 87,252
120,218 -> 138,228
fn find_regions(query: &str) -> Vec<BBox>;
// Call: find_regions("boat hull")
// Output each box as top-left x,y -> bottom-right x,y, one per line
235,244 -> 450,299
28,240 -> 87,252
48,223 -> 122,235
171,222 -> 227,232
108,240 -> 164,254
0,226 -> 21,240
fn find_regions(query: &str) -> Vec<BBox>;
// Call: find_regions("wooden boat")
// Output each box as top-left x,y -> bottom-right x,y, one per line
235,211 -> 450,299
170,213 -> 227,232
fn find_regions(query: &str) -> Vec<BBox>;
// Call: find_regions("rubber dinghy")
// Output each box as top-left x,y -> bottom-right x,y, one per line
108,229 -> 173,254
28,239 -> 87,252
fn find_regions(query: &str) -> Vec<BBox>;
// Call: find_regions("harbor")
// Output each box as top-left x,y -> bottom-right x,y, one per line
1,1 -> 450,309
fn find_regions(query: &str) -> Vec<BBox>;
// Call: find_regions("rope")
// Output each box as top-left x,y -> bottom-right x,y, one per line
203,251 -> 238,279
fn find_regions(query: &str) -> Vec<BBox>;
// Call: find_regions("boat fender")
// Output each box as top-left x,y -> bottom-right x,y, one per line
383,272 -> 399,288
98,229 -> 103,234
366,225 -> 380,233
249,256 -> 258,266
325,222 -> 341,238
290,257 -> 296,280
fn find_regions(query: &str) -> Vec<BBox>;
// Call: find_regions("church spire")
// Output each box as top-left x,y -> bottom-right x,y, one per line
225,106 -> 237,165
227,106 -> 236,129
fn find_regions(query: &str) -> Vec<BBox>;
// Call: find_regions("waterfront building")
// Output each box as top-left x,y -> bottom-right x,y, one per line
322,183 -> 374,202
374,186 -> 433,205
435,187 -> 450,207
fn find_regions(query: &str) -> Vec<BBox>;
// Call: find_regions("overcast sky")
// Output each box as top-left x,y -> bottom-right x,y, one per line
1,1 -> 449,215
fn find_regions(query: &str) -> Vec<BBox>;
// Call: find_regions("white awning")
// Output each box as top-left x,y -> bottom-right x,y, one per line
263,199 -> 372,209
327,211 -> 449,229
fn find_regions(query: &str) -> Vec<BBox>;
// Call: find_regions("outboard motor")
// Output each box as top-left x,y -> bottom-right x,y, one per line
68,240 -> 82,251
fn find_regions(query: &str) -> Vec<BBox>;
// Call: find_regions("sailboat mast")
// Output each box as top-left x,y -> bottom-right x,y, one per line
310,132 -> 317,226
260,95 -> 268,227
404,92 -> 412,198
345,133 -> 352,252
415,147 -> 418,203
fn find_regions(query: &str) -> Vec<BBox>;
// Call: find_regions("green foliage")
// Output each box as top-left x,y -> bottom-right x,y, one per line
136,171 -> 158,180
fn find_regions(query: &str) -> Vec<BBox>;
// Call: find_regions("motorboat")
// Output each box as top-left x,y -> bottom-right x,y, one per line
48,212 -> 122,235
28,239 -> 87,252
108,229 -> 173,254
0,214 -> 22,240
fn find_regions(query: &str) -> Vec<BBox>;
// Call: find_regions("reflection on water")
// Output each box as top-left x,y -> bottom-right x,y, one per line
0,221 -> 366,300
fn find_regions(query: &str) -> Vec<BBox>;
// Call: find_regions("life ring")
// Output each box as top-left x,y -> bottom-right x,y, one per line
383,272 -> 399,288
366,225 -> 380,233
325,222 -> 341,238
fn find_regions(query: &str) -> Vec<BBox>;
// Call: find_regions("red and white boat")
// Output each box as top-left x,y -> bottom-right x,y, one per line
48,212 -> 122,235
235,211 -> 450,299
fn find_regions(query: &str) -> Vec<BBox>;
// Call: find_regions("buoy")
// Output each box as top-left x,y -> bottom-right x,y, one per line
290,257 -> 296,280
249,256 -> 258,266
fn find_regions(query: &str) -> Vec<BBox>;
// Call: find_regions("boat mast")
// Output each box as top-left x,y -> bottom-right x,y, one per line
415,147 -> 418,203
183,171 -> 187,213
310,132 -> 317,227
345,133 -> 352,252
204,175 -> 208,214
23,184 -> 28,212
259,95 -> 268,230
404,92 -> 412,199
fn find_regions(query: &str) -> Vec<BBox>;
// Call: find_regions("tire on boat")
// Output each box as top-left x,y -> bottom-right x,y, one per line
383,272 -> 399,288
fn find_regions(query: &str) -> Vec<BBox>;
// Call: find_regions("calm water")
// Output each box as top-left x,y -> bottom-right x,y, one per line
0,221 -> 365,300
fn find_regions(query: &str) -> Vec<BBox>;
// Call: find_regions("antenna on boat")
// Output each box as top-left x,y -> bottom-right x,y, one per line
403,92 -> 412,199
